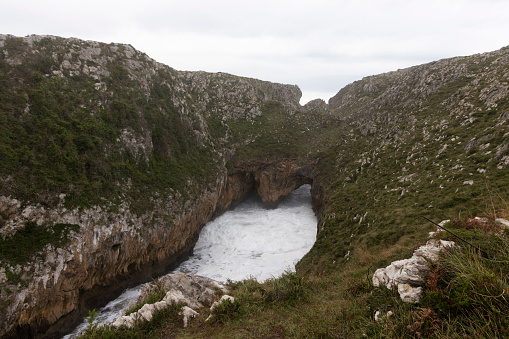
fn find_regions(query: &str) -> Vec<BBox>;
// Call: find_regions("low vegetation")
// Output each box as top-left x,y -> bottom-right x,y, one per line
0,35 -> 219,213
124,282 -> 166,317
0,222 -> 78,266
363,215 -> 509,338
81,302 -> 185,339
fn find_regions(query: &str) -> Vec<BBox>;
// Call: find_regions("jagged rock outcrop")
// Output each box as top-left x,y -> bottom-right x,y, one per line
230,159 -> 315,208
138,273 -> 229,309
0,177 -> 226,337
303,98 -> 329,113
112,273 -> 229,329
373,226 -> 456,303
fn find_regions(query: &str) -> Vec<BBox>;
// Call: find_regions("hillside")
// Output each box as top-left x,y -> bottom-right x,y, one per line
301,47 -> 509,273
0,34 -> 508,338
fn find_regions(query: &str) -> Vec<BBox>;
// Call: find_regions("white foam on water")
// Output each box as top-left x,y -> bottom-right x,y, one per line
64,184 -> 316,337
174,184 -> 317,282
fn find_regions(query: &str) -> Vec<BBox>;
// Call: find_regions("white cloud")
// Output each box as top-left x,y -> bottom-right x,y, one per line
2,0 -> 509,104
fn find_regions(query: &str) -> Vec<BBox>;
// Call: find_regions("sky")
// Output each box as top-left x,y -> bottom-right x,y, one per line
2,0 -> 509,104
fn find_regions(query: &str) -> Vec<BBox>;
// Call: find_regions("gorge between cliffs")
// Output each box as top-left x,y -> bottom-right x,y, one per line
1,34 -> 509,338
2,153 -> 323,338
66,184 -> 317,337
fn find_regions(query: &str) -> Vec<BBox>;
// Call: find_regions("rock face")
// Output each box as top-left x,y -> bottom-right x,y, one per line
139,273 -> 229,309
0,158 -> 318,338
230,159 -> 315,208
0,34 -> 321,338
302,98 -> 329,113
0,178 -> 228,338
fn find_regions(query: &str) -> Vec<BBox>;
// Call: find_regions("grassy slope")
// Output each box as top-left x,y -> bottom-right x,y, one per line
0,36 -> 218,212
303,51 -> 509,275
0,36 -> 223,274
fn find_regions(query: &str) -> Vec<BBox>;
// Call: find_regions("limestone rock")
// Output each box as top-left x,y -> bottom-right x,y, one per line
180,306 -> 199,327
163,289 -> 189,306
374,310 -> 393,322
111,273 -> 228,329
229,160 -> 314,208
373,255 -> 429,289
373,234 -> 456,303
143,273 -> 229,309
496,218 -> 509,229
303,98 -> 329,113
111,315 -> 135,328
398,284 -> 423,304
138,303 -> 156,322
413,239 -> 456,262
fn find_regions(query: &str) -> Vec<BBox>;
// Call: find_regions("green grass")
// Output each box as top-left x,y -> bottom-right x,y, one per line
0,222 -> 79,266
207,297 -> 242,324
362,217 -> 509,338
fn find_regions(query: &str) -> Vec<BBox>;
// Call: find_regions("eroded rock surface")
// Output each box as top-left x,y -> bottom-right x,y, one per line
139,273 -> 229,310
373,231 -> 456,303
112,273 -> 229,329
231,159 -> 315,208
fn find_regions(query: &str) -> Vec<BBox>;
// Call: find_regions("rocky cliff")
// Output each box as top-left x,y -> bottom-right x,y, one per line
0,163 -> 317,338
0,34 -> 323,338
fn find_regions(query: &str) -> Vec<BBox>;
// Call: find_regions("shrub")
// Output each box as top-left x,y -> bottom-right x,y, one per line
418,219 -> 509,337
0,222 -> 79,265
208,298 -> 242,324
261,271 -> 308,304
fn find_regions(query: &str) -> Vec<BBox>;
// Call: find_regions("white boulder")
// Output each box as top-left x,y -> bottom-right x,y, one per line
397,283 -> 423,303
374,310 -> 393,322
496,218 -> 509,229
373,236 -> 456,303
138,303 -> 156,322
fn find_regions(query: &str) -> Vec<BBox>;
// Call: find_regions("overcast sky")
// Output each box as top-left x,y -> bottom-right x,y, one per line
2,0 -> 509,104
